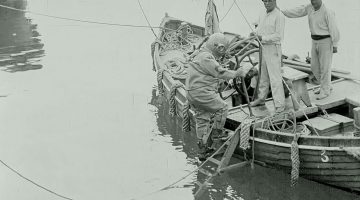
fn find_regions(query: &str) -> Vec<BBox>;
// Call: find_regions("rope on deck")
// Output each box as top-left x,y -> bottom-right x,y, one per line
290,132 -> 301,187
169,81 -> 184,117
182,101 -> 191,132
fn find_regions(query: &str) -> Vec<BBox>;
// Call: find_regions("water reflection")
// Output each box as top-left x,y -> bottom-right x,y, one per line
0,0 -> 44,73
149,87 -> 360,200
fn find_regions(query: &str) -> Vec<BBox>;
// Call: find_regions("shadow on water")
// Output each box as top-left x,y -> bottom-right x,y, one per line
0,0 -> 44,73
149,88 -> 360,200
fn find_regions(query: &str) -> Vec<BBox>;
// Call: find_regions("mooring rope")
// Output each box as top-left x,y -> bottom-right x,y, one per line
182,101 -> 191,132
0,159 -> 73,200
219,0 -> 235,22
169,81 -> 184,117
0,4 -> 172,31
237,116 -> 255,150
290,132 -> 301,187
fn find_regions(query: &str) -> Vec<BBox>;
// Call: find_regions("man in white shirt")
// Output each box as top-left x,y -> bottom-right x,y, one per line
281,0 -> 340,100
250,0 -> 286,113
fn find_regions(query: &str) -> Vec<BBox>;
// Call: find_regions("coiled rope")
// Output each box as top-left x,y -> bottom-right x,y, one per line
169,81 -> 184,117
290,132 -> 301,187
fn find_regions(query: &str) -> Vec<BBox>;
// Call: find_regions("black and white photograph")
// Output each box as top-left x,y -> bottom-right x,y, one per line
0,0 -> 359,199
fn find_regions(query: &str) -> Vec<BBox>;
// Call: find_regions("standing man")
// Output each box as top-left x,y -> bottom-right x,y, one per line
281,0 -> 340,100
186,33 -> 246,161
250,0 -> 286,113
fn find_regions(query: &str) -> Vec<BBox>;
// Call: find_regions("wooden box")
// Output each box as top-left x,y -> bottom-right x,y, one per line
302,113 -> 354,136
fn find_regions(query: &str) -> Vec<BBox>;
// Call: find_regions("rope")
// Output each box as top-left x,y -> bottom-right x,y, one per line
290,132 -> 301,187
0,159 -> 73,200
169,81 -> 184,117
236,117 -> 255,150
182,101 -> 191,132
219,0 -> 235,22
151,40 -> 162,71
137,0 -> 158,39
0,4 -> 170,31
157,69 -> 167,95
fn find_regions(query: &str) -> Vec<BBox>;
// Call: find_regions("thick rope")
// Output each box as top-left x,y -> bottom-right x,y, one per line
182,101 -> 191,132
236,117 -> 254,150
169,81 -> 184,117
151,40 -> 162,71
157,69 -> 167,95
290,132 -> 301,187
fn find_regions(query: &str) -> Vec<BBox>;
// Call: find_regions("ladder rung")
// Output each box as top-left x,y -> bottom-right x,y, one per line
195,181 -> 202,186
198,168 -> 213,177
207,157 -> 221,165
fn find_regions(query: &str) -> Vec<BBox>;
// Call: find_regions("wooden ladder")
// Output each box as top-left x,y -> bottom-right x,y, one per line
194,129 -> 249,198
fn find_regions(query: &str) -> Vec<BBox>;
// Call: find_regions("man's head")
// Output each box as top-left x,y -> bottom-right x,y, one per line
262,0 -> 277,13
204,33 -> 229,58
310,0 -> 322,10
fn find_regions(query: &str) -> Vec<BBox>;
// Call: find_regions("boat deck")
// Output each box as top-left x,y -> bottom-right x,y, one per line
228,79 -> 360,123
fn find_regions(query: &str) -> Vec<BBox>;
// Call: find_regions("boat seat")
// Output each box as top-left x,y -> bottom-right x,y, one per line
282,66 -> 312,110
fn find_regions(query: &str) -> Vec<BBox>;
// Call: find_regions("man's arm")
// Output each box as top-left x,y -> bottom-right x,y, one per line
261,11 -> 285,43
217,67 -> 246,80
281,5 -> 308,18
326,10 -> 340,52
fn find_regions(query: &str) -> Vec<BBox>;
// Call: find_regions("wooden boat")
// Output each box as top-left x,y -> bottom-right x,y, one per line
152,14 -> 360,192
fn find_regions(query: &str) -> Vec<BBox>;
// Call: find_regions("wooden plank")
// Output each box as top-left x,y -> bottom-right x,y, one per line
354,107 -> 360,137
252,150 -> 358,163
301,168 -> 360,176
346,96 -> 360,107
254,154 -> 360,169
283,59 -> 350,75
282,66 -> 309,81
219,161 -> 249,172
254,128 -> 360,147
218,131 -> 240,170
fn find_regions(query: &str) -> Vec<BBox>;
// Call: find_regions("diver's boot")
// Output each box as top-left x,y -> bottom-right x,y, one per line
197,140 -> 209,161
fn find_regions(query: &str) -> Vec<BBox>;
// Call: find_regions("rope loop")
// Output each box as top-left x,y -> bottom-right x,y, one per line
169,81 -> 184,117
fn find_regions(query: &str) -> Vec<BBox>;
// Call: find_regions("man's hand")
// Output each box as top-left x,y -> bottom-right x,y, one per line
333,46 -> 338,53
250,32 -> 262,41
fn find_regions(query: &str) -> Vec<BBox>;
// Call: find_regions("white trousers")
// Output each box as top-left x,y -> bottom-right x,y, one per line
257,44 -> 285,109
311,38 -> 333,95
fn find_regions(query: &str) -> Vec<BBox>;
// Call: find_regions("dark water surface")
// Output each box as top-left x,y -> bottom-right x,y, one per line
0,0 -> 359,200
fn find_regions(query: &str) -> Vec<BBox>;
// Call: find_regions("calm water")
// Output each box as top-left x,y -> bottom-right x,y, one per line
0,0 -> 359,200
